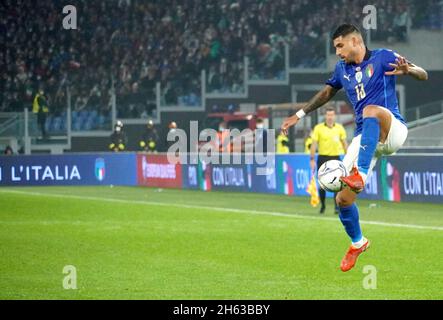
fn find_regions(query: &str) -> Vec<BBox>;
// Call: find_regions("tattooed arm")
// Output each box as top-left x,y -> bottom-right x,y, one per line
281,85 -> 339,135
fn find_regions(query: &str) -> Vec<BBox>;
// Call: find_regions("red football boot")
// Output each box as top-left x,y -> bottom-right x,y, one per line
340,238 -> 370,272
340,167 -> 365,193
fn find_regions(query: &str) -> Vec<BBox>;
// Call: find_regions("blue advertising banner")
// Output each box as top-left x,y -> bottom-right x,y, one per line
379,155 -> 443,203
273,154 -> 443,204
357,161 -> 382,201
182,159 -> 277,194
210,163 -> 251,192
275,154 -> 313,196
250,163 -> 277,194
0,153 -> 137,186
182,163 -> 200,190
2,152 -> 442,204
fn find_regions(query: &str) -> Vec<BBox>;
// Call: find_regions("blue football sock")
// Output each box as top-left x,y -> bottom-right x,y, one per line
339,203 -> 363,243
358,117 -> 380,175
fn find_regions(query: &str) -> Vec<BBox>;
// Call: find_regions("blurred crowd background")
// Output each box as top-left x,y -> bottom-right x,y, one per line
1,0 -> 442,128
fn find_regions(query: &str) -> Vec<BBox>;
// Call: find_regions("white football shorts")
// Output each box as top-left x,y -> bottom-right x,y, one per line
342,106 -> 408,177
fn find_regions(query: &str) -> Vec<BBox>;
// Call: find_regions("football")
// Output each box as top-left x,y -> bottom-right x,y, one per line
317,160 -> 348,192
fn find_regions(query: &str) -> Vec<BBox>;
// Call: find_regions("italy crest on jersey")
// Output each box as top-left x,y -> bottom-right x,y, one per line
365,64 -> 374,78
355,71 -> 362,83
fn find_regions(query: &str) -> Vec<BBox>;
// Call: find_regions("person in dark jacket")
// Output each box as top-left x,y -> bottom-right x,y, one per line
139,119 -> 159,153
109,120 -> 127,152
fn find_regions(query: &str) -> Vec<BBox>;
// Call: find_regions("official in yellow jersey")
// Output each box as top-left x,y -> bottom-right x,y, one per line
32,90 -> 49,139
304,133 -> 313,154
276,129 -> 290,153
310,107 -> 348,214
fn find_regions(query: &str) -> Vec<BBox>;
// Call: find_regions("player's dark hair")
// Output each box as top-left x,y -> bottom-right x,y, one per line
332,24 -> 361,40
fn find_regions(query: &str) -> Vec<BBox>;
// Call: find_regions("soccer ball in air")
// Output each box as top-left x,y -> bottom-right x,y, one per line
317,160 -> 348,192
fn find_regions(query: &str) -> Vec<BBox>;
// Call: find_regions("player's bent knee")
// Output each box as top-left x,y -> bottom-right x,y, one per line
336,190 -> 356,208
363,105 -> 391,121
336,196 -> 353,208
362,105 -> 381,118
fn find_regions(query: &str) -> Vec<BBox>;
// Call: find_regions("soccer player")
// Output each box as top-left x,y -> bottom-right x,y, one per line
281,24 -> 428,272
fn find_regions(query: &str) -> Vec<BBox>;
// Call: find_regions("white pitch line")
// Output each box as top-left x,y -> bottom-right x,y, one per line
0,188 -> 442,231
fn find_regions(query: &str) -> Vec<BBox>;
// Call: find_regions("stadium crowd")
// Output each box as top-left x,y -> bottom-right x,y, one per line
1,0 -> 442,127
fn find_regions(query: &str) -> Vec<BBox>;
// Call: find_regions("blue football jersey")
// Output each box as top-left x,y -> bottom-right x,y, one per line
326,48 -> 406,136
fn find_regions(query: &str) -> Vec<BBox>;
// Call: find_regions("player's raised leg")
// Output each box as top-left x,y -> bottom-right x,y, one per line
341,105 -> 392,192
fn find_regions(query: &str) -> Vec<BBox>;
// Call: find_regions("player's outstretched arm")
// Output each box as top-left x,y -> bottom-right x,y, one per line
280,85 -> 338,135
385,56 -> 428,81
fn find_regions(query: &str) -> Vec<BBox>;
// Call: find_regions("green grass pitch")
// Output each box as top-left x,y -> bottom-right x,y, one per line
0,186 -> 442,299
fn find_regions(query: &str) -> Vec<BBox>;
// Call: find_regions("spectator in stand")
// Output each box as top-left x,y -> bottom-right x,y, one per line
3,145 -> 14,155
